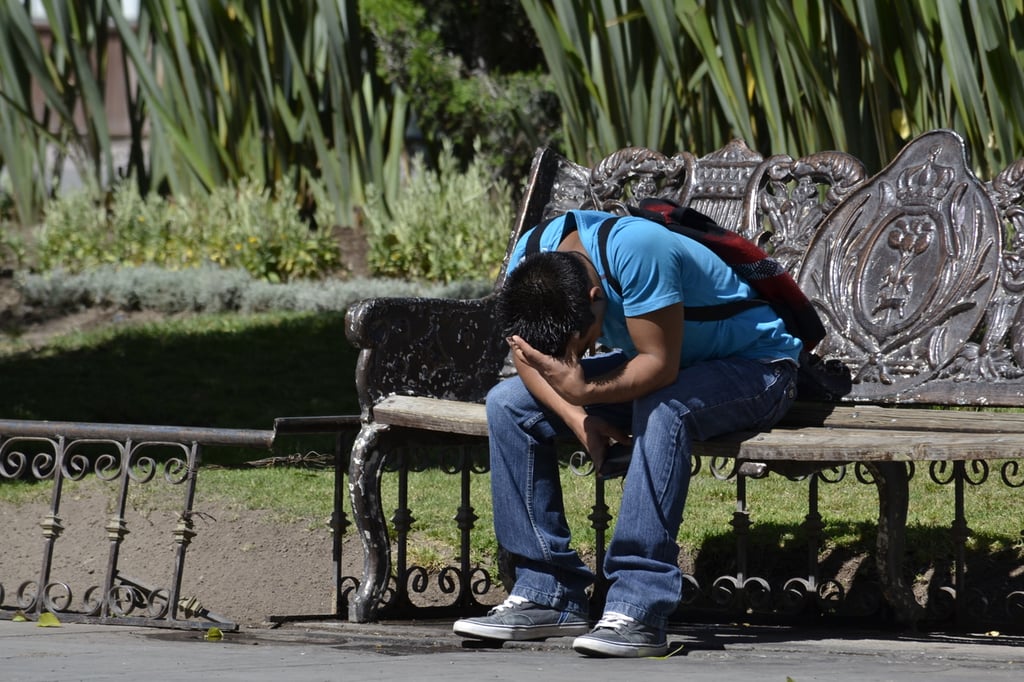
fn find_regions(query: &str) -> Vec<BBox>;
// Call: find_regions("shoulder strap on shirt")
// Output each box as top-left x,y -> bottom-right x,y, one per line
595,216 -> 623,295
525,212 -> 579,257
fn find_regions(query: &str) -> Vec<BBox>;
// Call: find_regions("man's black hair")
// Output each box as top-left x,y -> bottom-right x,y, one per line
497,251 -> 595,357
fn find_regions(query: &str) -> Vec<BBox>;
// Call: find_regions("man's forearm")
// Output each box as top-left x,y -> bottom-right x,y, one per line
508,305 -> 684,407
509,340 -> 676,408
510,349 -> 632,465
569,352 -> 673,405
512,353 -> 589,436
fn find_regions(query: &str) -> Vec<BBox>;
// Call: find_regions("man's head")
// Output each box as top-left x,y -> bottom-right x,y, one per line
497,251 -> 604,358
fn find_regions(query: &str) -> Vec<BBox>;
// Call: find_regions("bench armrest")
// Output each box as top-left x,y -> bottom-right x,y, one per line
345,294 -> 509,415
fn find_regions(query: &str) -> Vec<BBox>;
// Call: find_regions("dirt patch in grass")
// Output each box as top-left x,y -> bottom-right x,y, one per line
0,475 -> 349,628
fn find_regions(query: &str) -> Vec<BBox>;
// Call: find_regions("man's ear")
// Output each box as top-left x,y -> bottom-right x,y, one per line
590,286 -> 604,303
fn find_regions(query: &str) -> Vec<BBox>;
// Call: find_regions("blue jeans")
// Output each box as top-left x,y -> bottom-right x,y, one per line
486,352 -> 797,629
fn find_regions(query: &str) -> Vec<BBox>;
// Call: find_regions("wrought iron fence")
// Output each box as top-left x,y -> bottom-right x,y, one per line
0,416 -> 359,631
0,420 -> 272,630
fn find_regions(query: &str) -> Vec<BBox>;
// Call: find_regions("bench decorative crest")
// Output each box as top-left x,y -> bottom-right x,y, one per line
800,130 -> 1002,399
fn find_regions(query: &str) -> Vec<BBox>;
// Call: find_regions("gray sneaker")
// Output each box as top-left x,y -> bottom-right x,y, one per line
453,595 -> 590,641
572,612 -> 668,657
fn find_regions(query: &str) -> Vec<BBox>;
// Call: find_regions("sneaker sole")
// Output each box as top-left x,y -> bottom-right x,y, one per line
454,620 -> 590,641
572,634 -> 668,658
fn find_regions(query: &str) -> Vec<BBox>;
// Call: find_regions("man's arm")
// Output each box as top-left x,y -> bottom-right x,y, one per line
511,351 -> 588,433
510,302 -> 684,406
511,350 -> 632,471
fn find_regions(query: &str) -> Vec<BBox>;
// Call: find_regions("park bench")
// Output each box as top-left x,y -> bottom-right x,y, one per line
343,129 -> 1024,630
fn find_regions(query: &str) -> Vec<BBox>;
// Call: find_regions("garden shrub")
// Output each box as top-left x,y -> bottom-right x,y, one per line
35,180 -> 340,282
0,221 -> 27,271
16,265 -> 493,315
363,141 -> 512,282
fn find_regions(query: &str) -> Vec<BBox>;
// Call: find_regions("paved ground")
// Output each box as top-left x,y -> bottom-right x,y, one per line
2,617 -> 1023,681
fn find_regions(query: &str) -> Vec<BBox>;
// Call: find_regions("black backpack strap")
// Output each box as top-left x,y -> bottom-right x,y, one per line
684,298 -> 769,321
595,216 -> 623,295
597,213 -> 768,320
525,212 -> 579,257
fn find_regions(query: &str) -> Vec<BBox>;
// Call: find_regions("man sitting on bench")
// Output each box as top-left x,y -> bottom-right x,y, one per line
452,208 -> 801,657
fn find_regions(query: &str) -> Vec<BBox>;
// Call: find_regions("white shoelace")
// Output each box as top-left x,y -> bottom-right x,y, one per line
490,594 -> 530,613
593,611 -> 635,631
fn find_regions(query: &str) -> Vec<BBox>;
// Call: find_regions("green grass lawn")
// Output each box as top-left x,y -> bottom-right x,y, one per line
2,310 -> 1022,579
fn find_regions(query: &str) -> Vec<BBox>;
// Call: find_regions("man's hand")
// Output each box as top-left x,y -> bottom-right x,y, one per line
507,334 -> 590,405
506,335 -> 630,468
577,414 -> 631,475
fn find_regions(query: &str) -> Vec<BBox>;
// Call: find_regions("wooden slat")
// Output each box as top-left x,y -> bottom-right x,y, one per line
372,395 -> 488,437
778,402 -> 1024,433
371,396 -> 1024,461
698,426 -> 1024,462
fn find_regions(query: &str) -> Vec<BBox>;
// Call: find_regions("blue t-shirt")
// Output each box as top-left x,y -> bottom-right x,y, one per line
508,210 -> 802,367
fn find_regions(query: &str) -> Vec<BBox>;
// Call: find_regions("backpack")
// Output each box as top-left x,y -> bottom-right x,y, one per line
524,199 -> 851,399
622,198 -> 826,351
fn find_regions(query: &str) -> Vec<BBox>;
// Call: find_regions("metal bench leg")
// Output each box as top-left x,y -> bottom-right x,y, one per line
347,422 -> 390,622
869,461 -> 925,628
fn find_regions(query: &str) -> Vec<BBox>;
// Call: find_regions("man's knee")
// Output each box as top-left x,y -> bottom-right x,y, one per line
486,377 -> 530,421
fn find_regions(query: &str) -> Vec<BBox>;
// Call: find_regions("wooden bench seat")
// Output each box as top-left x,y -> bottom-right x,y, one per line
373,394 -> 1024,458
371,395 -> 489,437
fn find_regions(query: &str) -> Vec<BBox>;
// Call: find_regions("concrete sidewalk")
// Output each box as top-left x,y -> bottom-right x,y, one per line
2,617 -> 1022,681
